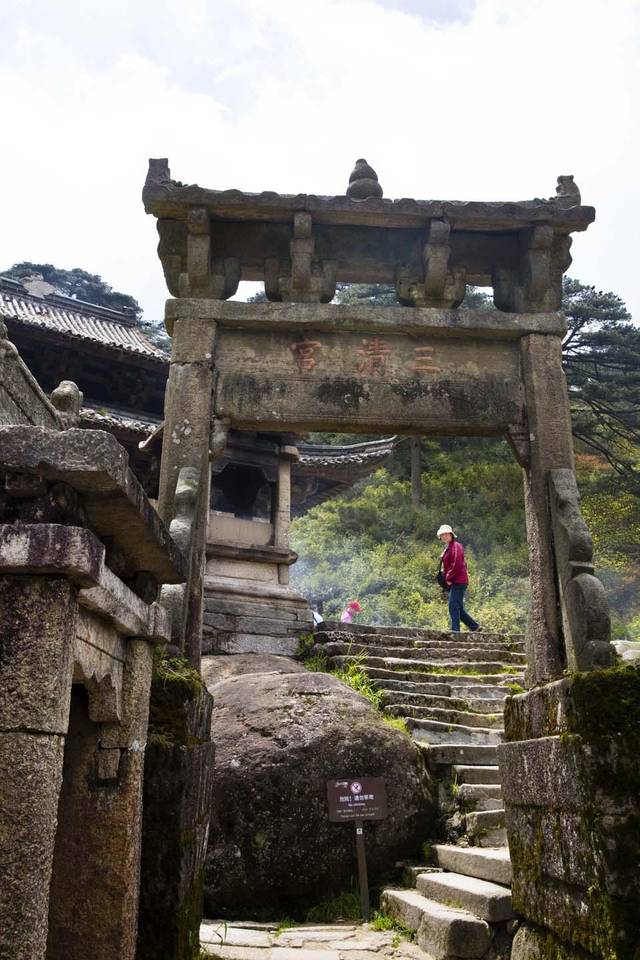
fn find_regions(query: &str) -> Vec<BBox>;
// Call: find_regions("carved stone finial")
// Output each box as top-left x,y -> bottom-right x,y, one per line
555,175 -> 581,206
346,159 -> 383,200
50,380 -> 83,428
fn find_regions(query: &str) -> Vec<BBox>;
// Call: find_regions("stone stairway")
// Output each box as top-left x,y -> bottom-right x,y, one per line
313,622 -> 525,959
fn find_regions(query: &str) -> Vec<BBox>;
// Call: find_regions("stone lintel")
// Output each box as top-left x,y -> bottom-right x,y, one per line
0,426 -> 186,584
165,298 -> 567,339
0,524 -> 171,643
206,539 -> 298,566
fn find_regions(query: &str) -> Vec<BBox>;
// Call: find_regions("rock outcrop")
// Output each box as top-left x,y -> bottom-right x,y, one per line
203,656 -> 435,915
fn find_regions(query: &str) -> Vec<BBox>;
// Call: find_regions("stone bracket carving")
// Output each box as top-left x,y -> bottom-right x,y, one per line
160,465 -> 201,644
395,220 -> 466,308
506,425 -> 531,468
264,213 -> 336,303
494,226 -> 572,313
548,469 -> 614,672
176,206 -> 241,299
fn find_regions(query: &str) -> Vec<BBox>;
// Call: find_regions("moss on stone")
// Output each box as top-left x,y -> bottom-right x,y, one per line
148,655 -> 206,749
507,666 -> 640,960
569,662 -> 640,740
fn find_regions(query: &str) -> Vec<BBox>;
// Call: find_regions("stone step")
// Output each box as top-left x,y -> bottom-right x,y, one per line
408,718 -> 503,746
457,783 -> 503,811
333,659 -> 523,685
326,652 -> 522,678
386,703 -> 504,729
380,888 -> 492,960
458,783 -> 503,801
464,809 -> 507,847
422,743 -> 499,766
415,871 -> 514,923
413,642 -> 526,663
321,640 -> 524,666
450,684 -> 511,700
320,631 -> 525,653
452,764 -> 500,784
378,686 -> 504,716
318,621 -> 524,644
432,845 -> 512,886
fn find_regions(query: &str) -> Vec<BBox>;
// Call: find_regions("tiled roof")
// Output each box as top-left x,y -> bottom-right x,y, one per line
297,436 -> 396,469
80,403 -> 162,437
0,275 -> 169,363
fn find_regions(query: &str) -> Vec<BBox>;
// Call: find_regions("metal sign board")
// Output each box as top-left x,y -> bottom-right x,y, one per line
326,777 -> 387,822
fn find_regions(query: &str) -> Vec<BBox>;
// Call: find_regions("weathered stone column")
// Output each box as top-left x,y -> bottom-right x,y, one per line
158,303 -> 217,522
520,333 -> 574,683
0,576 -> 75,960
274,444 -> 297,586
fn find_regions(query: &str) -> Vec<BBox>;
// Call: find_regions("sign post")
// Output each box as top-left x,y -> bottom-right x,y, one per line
326,777 -> 388,921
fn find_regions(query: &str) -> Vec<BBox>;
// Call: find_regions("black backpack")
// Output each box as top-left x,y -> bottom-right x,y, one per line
435,556 -> 448,591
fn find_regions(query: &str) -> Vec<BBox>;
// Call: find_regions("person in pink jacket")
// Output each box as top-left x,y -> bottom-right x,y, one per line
437,524 -> 480,633
340,600 -> 362,623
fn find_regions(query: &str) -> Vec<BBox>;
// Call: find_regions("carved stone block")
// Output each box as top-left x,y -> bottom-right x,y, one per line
548,469 -> 614,671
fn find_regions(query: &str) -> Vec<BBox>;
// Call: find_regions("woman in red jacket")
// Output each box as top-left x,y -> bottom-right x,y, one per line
437,524 -> 480,633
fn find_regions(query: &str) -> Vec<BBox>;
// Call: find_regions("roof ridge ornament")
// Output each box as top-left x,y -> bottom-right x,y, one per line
346,158 -> 383,200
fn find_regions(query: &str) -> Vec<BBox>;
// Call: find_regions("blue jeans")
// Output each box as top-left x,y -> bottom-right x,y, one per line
448,583 -> 478,632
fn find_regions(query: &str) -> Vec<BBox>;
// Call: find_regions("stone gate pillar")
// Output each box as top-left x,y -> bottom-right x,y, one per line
158,303 -> 217,666
520,333 -> 574,683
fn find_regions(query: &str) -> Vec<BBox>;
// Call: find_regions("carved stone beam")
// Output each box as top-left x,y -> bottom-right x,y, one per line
264,213 -> 336,303
395,220 -> 465,308
548,468 -> 614,672
494,226 -> 571,313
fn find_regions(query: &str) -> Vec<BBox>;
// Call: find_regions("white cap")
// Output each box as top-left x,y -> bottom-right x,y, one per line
437,524 -> 454,538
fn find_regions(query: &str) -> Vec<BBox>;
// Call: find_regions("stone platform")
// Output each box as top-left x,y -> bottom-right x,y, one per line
201,921 -> 435,959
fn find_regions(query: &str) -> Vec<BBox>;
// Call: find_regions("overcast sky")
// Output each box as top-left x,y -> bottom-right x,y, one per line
1,0 -> 638,324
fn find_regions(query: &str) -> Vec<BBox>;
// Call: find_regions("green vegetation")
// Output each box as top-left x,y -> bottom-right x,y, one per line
274,919 -> 296,937
148,654 -> 206,749
331,655 -> 382,709
304,889 -> 362,923
291,441 -> 640,639
382,715 -> 411,735
370,910 -> 414,942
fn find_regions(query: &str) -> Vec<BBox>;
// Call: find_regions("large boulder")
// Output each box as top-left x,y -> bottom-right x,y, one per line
203,655 -> 435,916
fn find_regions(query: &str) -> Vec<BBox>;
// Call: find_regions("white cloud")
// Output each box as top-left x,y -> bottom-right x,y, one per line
0,0 -> 638,323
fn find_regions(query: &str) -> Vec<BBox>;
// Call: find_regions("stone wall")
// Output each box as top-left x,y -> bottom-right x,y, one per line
137,657 -> 215,960
499,664 -> 640,960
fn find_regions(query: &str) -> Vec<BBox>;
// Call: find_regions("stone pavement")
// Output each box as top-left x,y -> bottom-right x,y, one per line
200,920 -> 435,959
